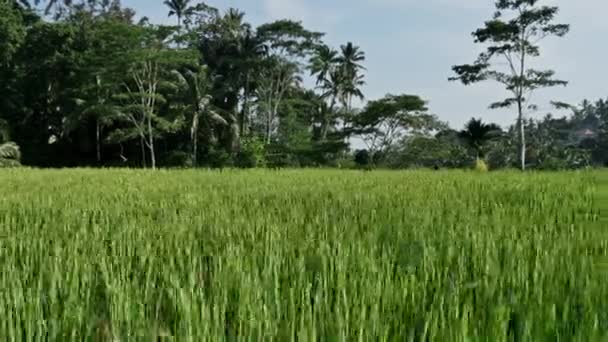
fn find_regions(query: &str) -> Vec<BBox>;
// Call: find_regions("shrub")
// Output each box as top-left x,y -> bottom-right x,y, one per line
474,159 -> 489,172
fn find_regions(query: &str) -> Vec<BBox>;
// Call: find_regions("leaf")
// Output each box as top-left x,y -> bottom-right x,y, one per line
0,142 -> 21,162
489,98 -> 518,109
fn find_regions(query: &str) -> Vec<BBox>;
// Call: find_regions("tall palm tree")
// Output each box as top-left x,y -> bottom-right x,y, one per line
309,45 -> 339,86
172,67 -> 228,167
164,0 -> 192,29
337,42 -> 366,111
222,8 -> 247,40
309,45 -> 341,140
236,27 -> 266,136
458,118 -> 502,160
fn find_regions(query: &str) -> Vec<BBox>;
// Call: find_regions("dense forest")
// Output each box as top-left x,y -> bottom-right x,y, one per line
1,0 -> 607,170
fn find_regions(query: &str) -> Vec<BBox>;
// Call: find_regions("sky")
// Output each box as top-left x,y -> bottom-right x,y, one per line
121,0 -> 608,129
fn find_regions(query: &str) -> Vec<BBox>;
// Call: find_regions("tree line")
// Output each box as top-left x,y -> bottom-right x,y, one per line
1,0 -> 606,170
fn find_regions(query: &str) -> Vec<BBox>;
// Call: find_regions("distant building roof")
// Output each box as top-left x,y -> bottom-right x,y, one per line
573,128 -> 597,140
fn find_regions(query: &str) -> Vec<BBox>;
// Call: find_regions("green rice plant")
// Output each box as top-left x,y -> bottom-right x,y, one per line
0,168 -> 606,340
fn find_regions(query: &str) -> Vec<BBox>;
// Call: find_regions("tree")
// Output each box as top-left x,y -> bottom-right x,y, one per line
256,57 -> 301,144
337,42 -> 366,112
109,25 -> 186,169
13,20 -> 81,166
17,0 -> 65,14
62,15 -> 141,164
309,44 -> 339,87
309,45 -> 341,141
254,20 -> 322,145
449,0 -> 569,171
352,94 -> 444,164
235,27 -> 266,136
172,64 -> 228,166
0,0 -> 26,67
163,0 -> 191,29
309,42 -> 366,144
458,118 -> 502,161
392,133 -> 470,169
198,7 -> 251,153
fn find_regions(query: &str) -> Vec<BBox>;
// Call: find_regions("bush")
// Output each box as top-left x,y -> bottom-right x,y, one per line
475,159 -> 489,172
354,150 -> 371,168
235,137 -> 266,168
161,151 -> 192,168
207,148 -> 233,169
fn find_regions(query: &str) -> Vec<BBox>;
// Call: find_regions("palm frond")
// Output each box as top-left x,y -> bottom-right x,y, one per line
0,142 -> 21,163
208,110 -> 228,126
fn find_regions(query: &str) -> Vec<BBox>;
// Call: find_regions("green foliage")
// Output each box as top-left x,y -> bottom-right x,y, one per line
458,117 -> 503,159
450,0 -> 569,170
0,142 -> 21,167
0,0 -> 26,66
354,149 -> 371,168
474,158 -> 489,172
353,94 -> 445,164
0,118 -> 21,167
206,147 -> 232,168
0,0 -> 603,171
235,136 -> 266,168
393,134 -> 470,169
256,19 -> 323,58
0,169 -> 605,339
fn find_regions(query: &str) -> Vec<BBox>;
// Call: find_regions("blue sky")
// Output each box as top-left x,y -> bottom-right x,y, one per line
122,0 -> 608,129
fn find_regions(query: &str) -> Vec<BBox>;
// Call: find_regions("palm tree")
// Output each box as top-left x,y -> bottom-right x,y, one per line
309,45 -> 339,86
236,27 -> 266,136
458,118 -> 502,161
164,0 -> 192,29
337,42 -> 366,111
0,119 -> 21,167
172,67 -> 228,167
309,45 -> 341,140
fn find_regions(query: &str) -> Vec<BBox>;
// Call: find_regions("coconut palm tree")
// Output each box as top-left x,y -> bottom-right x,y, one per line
309,45 -> 341,140
236,27 -> 266,136
458,118 -> 502,161
163,0 -> 192,29
309,45 -> 339,86
172,66 -> 228,167
337,42 -> 366,111
223,8 -> 247,37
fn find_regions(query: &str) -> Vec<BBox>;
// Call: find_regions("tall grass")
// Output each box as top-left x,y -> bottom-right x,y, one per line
0,169 -> 606,340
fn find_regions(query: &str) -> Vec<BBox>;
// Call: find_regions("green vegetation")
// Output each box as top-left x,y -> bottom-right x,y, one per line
0,168 -> 606,339
1,0 -> 606,170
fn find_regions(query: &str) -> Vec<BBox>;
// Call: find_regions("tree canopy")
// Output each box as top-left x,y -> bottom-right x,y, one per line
0,0 -> 602,170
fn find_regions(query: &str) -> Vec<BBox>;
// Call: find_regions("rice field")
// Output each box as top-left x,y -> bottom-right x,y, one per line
0,168 -> 607,340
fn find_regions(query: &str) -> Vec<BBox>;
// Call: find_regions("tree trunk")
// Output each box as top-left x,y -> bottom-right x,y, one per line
518,26 -> 527,171
148,115 -> 156,170
517,100 -> 526,171
96,118 -> 101,164
191,112 -> 200,167
177,16 -> 182,49
141,136 -> 147,168
240,73 -> 250,136
266,110 -> 272,145
321,97 -> 336,141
